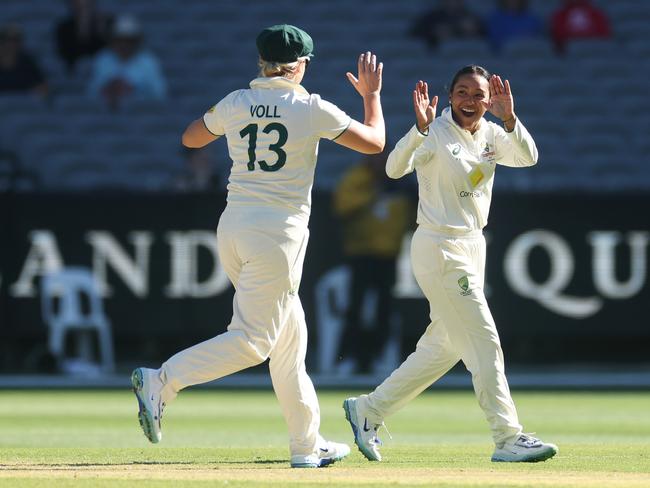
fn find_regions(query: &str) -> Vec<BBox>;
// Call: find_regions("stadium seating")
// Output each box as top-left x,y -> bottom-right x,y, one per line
1,0 -> 647,191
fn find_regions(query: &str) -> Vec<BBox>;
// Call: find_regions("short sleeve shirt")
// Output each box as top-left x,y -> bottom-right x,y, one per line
203,76 -> 350,220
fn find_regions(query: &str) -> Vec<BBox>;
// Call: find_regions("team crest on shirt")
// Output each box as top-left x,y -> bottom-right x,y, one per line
458,275 -> 472,296
481,142 -> 496,164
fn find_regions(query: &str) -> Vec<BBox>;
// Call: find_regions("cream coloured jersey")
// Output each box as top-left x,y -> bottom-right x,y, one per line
203,77 -> 351,223
386,107 -> 537,234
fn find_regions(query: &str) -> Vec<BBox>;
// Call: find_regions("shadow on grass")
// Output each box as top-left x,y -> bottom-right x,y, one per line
3,459 -> 287,469
2,462 -> 193,469
253,459 -> 286,465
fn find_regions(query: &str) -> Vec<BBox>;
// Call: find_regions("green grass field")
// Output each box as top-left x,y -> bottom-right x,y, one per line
1,389 -> 649,487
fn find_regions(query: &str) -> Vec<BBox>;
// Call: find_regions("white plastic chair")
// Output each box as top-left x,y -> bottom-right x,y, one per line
41,267 -> 115,374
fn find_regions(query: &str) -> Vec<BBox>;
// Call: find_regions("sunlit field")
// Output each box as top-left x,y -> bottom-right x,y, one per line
1,390 -> 649,487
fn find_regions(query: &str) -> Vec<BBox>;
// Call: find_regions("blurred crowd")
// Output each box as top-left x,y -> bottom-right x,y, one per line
1,0 -> 166,105
409,0 -> 610,52
0,0 -> 632,196
2,0 -> 612,100
1,0 -> 218,192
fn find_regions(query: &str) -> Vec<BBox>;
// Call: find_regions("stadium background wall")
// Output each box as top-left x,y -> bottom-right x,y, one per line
1,192 -> 648,374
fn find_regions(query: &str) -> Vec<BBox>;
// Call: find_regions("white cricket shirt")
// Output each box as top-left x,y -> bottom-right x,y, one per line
203,77 -> 351,223
386,107 -> 538,234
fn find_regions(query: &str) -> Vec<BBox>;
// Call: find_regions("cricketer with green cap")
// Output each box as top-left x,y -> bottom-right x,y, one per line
256,24 -> 314,63
131,23 -> 386,469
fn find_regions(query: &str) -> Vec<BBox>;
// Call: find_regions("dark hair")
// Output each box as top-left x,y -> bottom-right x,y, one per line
448,65 -> 491,93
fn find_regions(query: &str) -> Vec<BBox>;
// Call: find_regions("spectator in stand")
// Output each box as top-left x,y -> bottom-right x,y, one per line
88,15 -> 166,109
55,0 -> 113,74
485,0 -> 543,51
409,0 -> 485,50
333,149 -> 412,373
0,24 -> 48,97
551,0 -> 611,54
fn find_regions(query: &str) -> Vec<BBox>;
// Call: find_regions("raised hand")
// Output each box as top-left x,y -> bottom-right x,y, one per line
413,80 -> 438,133
346,51 -> 383,97
484,74 -> 515,122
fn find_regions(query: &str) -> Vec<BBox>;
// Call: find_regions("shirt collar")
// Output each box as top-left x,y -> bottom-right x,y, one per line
249,76 -> 309,95
442,106 -> 484,135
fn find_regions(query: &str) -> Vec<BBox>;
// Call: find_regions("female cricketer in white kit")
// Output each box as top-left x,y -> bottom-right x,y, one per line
343,65 -> 558,463
131,24 -> 385,468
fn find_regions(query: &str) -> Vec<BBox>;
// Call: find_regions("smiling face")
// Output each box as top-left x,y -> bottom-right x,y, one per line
449,73 -> 490,133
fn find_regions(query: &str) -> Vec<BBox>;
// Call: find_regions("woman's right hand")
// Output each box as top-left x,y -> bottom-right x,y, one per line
346,51 -> 383,97
413,80 -> 438,133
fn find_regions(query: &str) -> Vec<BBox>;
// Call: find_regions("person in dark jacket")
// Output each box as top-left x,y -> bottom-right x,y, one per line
55,0 -> 112,73
0,24 -> 48,96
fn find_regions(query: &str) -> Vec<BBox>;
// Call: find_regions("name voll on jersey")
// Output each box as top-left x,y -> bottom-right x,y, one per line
250,105 -> 281,118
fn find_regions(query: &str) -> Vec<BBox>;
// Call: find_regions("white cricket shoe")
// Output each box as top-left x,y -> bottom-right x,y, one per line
491,433 -> 558,462
342,396 -> 385,461
290,440 -> 351,468
131,367 -> 165,444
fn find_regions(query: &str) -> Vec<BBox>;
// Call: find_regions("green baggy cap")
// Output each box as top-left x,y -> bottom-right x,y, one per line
256,24 -> 314,63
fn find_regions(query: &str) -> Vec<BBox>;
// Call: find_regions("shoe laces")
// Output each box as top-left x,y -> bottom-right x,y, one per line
518,433 -> 541,446
370,421 -> 392,446
155,400 -> 166,422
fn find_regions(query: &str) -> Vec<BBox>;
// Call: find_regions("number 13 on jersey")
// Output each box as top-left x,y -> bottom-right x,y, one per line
239,122 -> 288,172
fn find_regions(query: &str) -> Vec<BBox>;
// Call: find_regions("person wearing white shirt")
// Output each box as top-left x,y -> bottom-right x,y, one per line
343,65 -> 558,463
130,24 -> 385,469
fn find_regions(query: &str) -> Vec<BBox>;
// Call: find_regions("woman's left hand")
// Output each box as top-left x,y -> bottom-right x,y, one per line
483,74 -> 515,122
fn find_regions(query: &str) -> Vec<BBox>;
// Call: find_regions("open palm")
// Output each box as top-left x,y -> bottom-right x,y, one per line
413,80 -> 438,132
484,75 -> 514,121
346,51 -> 383,97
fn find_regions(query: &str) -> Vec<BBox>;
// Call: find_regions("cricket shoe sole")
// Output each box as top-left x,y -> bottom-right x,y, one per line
290,441 -> 351,468
131,368 -> 162,444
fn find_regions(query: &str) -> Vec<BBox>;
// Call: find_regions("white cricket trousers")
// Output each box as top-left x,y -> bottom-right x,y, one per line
158,206 -> 321,456
363,226 -> 523,445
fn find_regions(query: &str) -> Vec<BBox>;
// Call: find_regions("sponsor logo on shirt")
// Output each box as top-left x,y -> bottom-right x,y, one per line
459,190 -> 482,198
451,144 -> 461,156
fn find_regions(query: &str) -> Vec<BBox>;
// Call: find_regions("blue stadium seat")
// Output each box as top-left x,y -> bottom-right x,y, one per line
502,38 -> 554,59
439,39 -> 492,61
46,154 -> 114,191
617,19 -> 650,42
565,39 -> 619,59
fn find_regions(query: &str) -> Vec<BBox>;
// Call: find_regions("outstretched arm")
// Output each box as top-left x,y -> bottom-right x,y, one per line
334,52 -> 385,154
